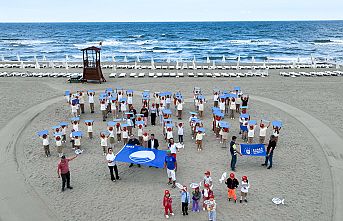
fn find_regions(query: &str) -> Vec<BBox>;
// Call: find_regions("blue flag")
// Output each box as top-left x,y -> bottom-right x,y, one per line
115,145 -> 167,168
240,144 -> 266,156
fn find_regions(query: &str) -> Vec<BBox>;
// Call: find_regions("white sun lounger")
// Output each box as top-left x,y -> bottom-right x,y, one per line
138,73 -> 145,78
205,73 -> 212,77
188,72 -> 195,77
170,72 -> 176,77
130,73 -> 137,78
156,73 -> 163,77
196,72 -> 203,77
109,73 -> 117,78
148,72 -> 155,77
177,72 -> 184,77
163,72 -> 170,77
221,73 -> 229,77
118,73 -> 126,78
214,73 -> 221,78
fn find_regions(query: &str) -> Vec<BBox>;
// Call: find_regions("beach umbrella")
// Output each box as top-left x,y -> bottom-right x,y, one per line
237,55 -> 241,68
252,56 -> 255,64
20,61 -> 24,69
292,61 -> 296,69
112,55 -> 116,70
176,60 -> 179,70
43,55 -> 47,61
112,55 -> 116,63
206,56 -> 210,64
136,55 -> 140,63
65,55 -> 69,70
192,60 -> 196,70
151,57 -> 155,69
193,55 -> 196,63
212,60 -> 216,69
336,62 -> 340,69
297,56 -> 300,64
167,56 -> 171,63
124,55 -> 128,63
35,56 -> 40,69
134,61 -> 138,69
263,60 -> 266,69
17,54 -> 21,61
49,60 -> 55,69
1,55 -> 4,61
222,55 -> 225,63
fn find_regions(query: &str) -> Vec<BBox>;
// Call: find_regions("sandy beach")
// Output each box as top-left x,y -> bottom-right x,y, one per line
0,67 -> 342,221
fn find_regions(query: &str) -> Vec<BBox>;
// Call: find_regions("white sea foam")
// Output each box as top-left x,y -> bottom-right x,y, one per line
226,39 -> 273,45
4,40 -> 54,46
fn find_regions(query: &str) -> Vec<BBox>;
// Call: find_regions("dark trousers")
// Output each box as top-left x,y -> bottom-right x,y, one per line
151,113 -> 156,125
182,202 -> 188,215
231,154 -> 237,170
108,165 -> 119,180
178,135 -> 183,143
265,153 -> 273,167
61,171 -> 71,189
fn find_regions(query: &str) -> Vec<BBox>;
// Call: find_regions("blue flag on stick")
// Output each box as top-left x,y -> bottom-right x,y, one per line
240,144 -> 266,156
115,145 -> 167,168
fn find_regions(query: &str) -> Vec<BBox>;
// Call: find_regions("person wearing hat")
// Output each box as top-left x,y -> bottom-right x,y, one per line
259,120 -> 270,144
225,172 -> 239,203
240,176 -> 250,203
192,186 -> 201,212
106,147 -> 120,182
79,91 -> 85,114
196,130 -> 205,151
180,186 -> 190,216
164,150 -> 177,188
54,134 -> 63,158
128,135 -> 141,168
262,135 -> 277,169
100,132 -> 109,155
202,183 -> 213,211
176,99 -> 184,120
122,126 -> 128,145
207,194 -> 216,221
176,122 -> 184,144
115,123 -> 122,143
87,91 -> 95,113
229,136 -> 242,171
40,133 -> 51,157
203,171 -> 213,189
163,190 -> 174,219
57,154 -> 78,192
100,99 -> 107,121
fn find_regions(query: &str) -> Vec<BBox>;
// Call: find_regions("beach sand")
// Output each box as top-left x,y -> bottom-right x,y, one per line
0,68 -> 342,221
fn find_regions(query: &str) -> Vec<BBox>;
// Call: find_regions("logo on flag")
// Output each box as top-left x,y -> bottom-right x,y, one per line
240,144 -> 266,156
129,151 -> 156,163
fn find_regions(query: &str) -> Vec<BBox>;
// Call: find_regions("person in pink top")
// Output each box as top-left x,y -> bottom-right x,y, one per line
57,155 -> 78,192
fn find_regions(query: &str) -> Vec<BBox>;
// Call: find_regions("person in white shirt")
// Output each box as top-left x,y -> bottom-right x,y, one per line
108,126 -> 115,148
55,134 -> 63,157
176,99 -> 184,120
127,93 -> 133,110
196,131 -> 205,151
79,91 -> 85,114
213,92 -> 219,107
120,101 -> 127,118
203,171 -> 213,189
100,99 -> 107,121
71,103 -> 78,117
177,122 -> 184,144
166,127 -> 173,142
73,134 -> 83,153
85,121 -> 93,139
198,100 -> 204,118
87,91 -> 95,113
168,138 -> 177,158
207,195 -> 216,221
110,99 -> 117,119
248,124 -> 257,144
235,93 -> 242,113
240,176 -> 250,203
221,127 -> 229,148
142,132 -> 149,147
259,121 -> 270,144
122,127 -> 129,145
166,95 -> 171,109
229,98 -> 236,119
72,120 -> 79,132
41,134 -> 50,157
106,148 -> 120,182
61,125 -> 67,143
137,124 -> 143,144
100,132 -> 109,155
272,126 -> 281,143
219,98 -> 225,113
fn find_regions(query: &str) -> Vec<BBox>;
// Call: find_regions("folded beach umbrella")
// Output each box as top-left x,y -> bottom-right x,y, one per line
72,131 -> 83,137
206,56 -> 210,64
237,55 -> 241,67
70,117 -> 80,122
17,54 -> 21,61
107,121 -> 116,127
136,55 -> 140,63
124,55 -> 128,63
167,56 -> 171,63
248,120 -> 257,125
272,120 -> 282,128
222,55 -> 225,63
60,122 -> 69,127
252,56 -> 255,64
37,130 -> 49,137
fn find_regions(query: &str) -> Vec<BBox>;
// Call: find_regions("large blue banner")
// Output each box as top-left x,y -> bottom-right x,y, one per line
115,145 -> 167,168
240,144 -> 266,156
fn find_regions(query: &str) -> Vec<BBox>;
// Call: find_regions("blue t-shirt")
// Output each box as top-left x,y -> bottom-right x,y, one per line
165,155 -> 176,170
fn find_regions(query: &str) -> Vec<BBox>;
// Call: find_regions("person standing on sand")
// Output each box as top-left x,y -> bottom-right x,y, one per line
150,103 -> 157,126
262,135 -> 277,169
57,155 -> 77,192
164,150 -> 177,188
87,91 -> 95,113
230,136 -> 242,171
106,148 -> 120,182
148,133 -> 159,149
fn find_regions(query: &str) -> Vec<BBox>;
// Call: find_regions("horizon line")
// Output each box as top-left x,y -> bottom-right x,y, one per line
0,19 -> 343,23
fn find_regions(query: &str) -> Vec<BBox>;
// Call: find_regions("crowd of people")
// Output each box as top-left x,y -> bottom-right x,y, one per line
37,87 -> 282,220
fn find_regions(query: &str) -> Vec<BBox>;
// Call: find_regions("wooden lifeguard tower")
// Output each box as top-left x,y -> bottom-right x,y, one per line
81,46 -> 106,83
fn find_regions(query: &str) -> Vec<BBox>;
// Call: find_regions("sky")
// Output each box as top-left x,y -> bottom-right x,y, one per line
0,0 -> 342,22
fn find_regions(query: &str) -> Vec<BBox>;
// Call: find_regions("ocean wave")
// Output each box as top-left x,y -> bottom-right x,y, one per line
152,49 -> 180,53
313,39 -> 343,45
118,49 -> 144,53
4,39 -> 54,46
128,34 -> 145,39
226,39 -> 272,45
73,40 -> 121,49
130,40 -> 158,46
190,38 -> 210,42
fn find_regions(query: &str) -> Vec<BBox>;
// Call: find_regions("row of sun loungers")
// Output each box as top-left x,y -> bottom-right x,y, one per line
0,72 -> 82,78
0,63 -> 333,70
280,71 -> 343,77
109,71 -> 269,78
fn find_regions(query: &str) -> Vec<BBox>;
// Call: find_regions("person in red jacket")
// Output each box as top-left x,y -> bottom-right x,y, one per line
163,190 -> 174,219
225,172 -> 239,203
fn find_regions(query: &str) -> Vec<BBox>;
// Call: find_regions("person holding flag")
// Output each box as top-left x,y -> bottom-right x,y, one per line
230,136 -> 242,171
